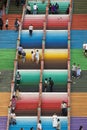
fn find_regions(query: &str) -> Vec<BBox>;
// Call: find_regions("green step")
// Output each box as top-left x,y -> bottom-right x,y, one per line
73,1 -> 87,14
71,49 -> 87,70
17,70 -> 68,85
0,49 -> 16,70
28,1 -> 70,14
8,1 -> 23,14
43,70 -> 68,85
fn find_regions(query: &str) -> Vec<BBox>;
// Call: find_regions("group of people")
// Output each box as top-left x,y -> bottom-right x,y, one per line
0,17 -> 9,30
72,63 -> 81,78
31,48 -> 40,64
49,3 -> 59,14
0,17 -> 20,31
9,94 -> 17,125
9,71 -> 22,125
17,45 -> 40,64
43,77 -> 54,92
26,2 -> 70,15
9,109 -> 16,125
26,3 -> 38,14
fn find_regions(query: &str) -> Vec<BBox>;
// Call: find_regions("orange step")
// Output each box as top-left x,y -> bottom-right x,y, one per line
71,14 -> 87,30
2,14 -> 22,30
71,93 -> 87,117
0,92 -> 11,116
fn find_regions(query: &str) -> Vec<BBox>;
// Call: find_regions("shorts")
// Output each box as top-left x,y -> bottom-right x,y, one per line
85,49 -> 87,52
5,24 -> 8,28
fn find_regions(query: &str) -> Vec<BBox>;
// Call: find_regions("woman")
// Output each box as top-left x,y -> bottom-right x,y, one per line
52,113 -> 58,128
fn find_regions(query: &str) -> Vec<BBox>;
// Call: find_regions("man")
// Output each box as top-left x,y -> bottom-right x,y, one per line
52,113 -> 58,128
61,101 -> 67,116
29,24 -> 33,36
49,77 -> 54,92
0,17 -> 3,30
83,43 -> 87,56
33,3 -> 38,14
15,71 -> 21,85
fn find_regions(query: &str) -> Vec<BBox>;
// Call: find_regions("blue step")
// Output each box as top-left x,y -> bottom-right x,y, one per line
0,30 -> 18,49
70,30 -> 87,49
41,117 -> 68,130
9,116 -> 68,130
20,30 -> 68,49
9,117 -> 37,130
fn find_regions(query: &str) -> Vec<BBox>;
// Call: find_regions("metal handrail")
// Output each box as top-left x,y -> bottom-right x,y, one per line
67,0 -> 73,130
5,0 -> 10,14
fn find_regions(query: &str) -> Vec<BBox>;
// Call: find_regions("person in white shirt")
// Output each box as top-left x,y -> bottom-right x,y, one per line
5,18 -> 9,30
76,64 -> 81,78
9,111 -> 16,125
17,45 -> 23,56
83,43 -> 87,56
33,3 -> 38,14
26,4 -> 31,14
31,48 -> 36,62
52,113 -> 58,128
35,49 -> 40,64
29,24 -> 33,36
71,63 -> 77,78
37,120 -> 42,130
61,101 -> 67,116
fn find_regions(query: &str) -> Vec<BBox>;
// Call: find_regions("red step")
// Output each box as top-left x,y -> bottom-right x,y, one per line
2,14 -> 22,30
71,14 -> 87,30
23,15 -> 69,30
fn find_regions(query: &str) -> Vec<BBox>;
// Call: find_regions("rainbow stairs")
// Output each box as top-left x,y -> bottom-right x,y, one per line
70,0 -> 87,129
9,0 -> 70,130
0,0 -> 23,129
0,30 -> 18,129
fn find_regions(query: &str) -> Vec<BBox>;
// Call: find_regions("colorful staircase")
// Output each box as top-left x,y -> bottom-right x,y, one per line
9,0 -> 70,130
70,0 -> 87,129
0,28 -> 18,130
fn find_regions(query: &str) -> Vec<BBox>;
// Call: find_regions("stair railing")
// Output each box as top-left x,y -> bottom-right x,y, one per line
37,0 -> 49,127
67,0 -> 72,130
5,0 -> 10,14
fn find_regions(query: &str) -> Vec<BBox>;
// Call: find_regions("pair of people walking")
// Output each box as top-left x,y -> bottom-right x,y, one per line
31,49 -> 40,64
44,77 -> 54,92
